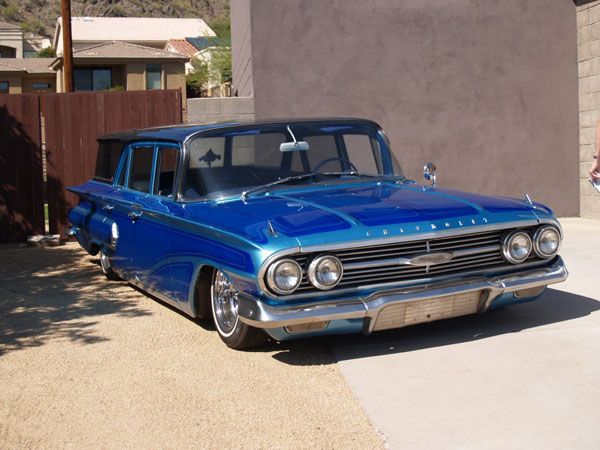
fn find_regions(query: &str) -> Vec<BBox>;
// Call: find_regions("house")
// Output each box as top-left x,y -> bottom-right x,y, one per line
0,20 -> 51,58
165,37 -> 231,97
51,41 -> 188,100
53,17 -> 215,55
0,58 -> 55,94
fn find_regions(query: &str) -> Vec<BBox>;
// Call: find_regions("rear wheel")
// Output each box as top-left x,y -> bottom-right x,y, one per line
211,269 -> 267,349
100,250 -> 120,280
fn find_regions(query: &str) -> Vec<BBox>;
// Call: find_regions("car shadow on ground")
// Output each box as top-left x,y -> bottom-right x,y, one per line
326,288 -> 599,362
0,244 -> 151,357
134,280 -> 599,366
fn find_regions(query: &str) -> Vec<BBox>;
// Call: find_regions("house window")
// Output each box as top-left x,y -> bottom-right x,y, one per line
146,64 -> 162,90
0,81 -> 8,93
24,51 -> 37,58
74,68 -> 112,91
32,83 -> 51,89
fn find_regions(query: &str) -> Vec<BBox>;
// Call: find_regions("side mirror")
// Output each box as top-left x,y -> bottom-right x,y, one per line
423,162 -> 437,190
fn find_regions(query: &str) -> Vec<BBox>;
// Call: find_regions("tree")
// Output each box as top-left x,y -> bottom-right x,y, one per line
186,59 -> 210,98
34,47 -> 56,58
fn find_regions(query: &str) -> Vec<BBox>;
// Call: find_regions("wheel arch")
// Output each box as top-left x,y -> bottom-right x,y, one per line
190,264 -> 215,319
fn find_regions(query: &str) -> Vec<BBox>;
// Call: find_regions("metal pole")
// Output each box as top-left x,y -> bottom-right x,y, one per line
61,0 -> 74,92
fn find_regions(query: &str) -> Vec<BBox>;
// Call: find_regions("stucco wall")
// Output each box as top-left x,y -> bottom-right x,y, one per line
164,62 -> 187,105
187,97 -> 254,124
577,1 -> 600,219
21,76 -> 55,93
2,75 -> 22,94
232,0 -> 579,217
0,29 -> 23,57
231,0 -> 253,97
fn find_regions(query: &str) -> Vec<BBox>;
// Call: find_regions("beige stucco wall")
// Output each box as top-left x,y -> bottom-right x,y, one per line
21,75 -> 56,93
0,29 -> 23,57
577,1 -> 600,219
164,62 -> 186,105
125,63 -> 145,91
1,75 -> 23,94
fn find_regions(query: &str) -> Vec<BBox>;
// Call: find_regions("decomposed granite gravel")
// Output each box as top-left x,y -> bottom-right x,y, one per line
0,243 -> 384,450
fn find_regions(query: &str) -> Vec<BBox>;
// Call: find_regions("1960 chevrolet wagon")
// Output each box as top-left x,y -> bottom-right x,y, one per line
68,119 -> 568,349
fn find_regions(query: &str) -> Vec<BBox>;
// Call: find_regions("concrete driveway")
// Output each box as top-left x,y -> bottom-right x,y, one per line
330,218 -> 600,449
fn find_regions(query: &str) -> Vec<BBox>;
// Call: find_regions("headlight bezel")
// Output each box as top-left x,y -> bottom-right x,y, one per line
502,230 -> 533,264
308,255 -> 344,290
533,225 -> 561,259
266,258 -> 303,295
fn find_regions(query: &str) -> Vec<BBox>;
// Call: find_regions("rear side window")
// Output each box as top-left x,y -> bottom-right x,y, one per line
128,147 -> 155,193
94,141 -> 124,183
155,147 -> 180,197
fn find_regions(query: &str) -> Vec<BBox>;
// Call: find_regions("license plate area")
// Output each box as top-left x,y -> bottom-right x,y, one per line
373,290 -> 484,332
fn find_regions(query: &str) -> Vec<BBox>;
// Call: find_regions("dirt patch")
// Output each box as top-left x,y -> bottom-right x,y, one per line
0,243 -> 383,449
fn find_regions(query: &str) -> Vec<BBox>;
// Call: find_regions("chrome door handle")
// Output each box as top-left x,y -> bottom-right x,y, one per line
102,204 -> 114,213
128,210 -> 143,220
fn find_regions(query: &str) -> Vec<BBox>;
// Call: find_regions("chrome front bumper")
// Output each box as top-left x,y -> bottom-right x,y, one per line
237,257 -> 568,333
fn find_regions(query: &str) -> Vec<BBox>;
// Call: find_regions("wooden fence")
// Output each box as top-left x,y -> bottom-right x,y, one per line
0,89 -> 182,242
0,94 -> 44,242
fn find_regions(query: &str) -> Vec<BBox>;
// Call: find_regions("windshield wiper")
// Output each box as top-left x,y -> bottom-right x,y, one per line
320,172 -> 407,183
240,172 -> 406,201
241,173 -> 315,201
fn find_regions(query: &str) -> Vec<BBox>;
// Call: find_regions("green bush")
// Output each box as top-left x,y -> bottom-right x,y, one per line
4,4 -> 19,22
34,47 -> 56,58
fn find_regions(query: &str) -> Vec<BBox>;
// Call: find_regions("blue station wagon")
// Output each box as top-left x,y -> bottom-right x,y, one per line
68,119 -> 568,349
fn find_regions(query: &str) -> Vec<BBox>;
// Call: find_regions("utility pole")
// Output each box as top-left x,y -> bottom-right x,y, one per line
61,0 -> 74,92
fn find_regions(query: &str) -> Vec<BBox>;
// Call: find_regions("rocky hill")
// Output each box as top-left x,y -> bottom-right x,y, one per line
0,0 -> 229,38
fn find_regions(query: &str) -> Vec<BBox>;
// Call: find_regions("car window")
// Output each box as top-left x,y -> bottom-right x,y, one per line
189,137 -> 224,168
303,135 -> 341,171
94,141 -> 124,183
128,146 -> 154,193
231,134 -> 286,167
154,147 -> 179,197
183,122 -> 402,199
344,134 -> 378,174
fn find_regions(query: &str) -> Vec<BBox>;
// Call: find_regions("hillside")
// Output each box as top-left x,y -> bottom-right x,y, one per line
0,0 -> 229,38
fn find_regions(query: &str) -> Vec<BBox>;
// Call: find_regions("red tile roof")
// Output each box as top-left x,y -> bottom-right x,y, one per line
165,39 -> 198,57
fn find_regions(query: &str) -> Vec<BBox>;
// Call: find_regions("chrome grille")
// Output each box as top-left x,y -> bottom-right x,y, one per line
291,228 -> 539,293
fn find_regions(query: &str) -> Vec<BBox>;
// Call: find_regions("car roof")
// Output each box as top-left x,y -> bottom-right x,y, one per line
97,118 -> 381,143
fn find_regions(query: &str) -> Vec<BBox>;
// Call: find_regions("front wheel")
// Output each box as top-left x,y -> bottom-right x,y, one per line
211,269 -> 267,349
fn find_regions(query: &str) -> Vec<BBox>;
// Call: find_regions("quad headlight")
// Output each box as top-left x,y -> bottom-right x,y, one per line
502,231 -> 532,264
533,225 -> 561,258
308,255 -> 343,290
266,259 -> 302,294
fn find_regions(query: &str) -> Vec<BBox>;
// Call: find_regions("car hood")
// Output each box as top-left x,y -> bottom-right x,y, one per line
216,183 -> 542,245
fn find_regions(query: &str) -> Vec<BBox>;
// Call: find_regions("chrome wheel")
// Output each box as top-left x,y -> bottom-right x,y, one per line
100,251 -> 111,274
100,250 -> 120,280
211,270 -> 239,337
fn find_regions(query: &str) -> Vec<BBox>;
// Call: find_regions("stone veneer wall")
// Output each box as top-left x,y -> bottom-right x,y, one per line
578,1 -> 600,219
186,97 -> 254,124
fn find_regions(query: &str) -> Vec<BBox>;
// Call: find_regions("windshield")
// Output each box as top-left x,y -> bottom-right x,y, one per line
182,121 -> 403,200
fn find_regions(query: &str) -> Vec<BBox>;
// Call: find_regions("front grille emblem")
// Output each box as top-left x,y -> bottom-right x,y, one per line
408,252 -> 453,267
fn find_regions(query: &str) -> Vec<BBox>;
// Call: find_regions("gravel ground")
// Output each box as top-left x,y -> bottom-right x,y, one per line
0,243 -> 383,450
